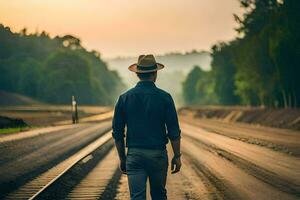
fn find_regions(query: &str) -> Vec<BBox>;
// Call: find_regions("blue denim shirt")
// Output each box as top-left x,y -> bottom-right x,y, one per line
112,81 -> 181,149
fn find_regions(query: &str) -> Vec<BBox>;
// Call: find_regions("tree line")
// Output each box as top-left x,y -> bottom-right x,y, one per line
0,24 -> 125,105
183,0 -> 300,108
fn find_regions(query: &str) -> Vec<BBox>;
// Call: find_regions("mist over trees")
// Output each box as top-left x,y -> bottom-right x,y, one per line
106,51 -> 211,105
0,24 -> 125,105
183,0 -> 300,108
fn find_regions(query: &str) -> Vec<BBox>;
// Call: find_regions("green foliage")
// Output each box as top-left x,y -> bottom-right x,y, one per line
183,66 -> 217,105
211,43 -> 240,105
0,24 -> 125,105
183,0 -> 300,107
232,0 -> 300,107
0,127 -> 24,134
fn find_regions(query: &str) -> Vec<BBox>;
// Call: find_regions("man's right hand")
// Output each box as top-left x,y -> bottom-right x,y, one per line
171,156 -> 181,174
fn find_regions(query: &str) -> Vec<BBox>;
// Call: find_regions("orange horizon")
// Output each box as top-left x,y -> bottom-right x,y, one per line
0,0 -> 243,58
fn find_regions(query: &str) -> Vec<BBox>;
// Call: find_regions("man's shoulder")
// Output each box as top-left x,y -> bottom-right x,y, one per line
155,87 -> 172,98
154,87 -> 175,105
118,87 -> 139,102
119,87 -> 136,97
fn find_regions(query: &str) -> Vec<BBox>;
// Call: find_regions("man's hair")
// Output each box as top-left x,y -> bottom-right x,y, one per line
136,72 -> 155,80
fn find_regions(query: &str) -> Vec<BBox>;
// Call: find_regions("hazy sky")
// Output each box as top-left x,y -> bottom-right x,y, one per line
0,0 -> 242,58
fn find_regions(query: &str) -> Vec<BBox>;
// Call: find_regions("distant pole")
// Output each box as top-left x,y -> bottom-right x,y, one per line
72,96 -> 79,124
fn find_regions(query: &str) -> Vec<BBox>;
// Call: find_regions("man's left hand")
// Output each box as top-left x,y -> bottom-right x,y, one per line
171,156 -> 181,174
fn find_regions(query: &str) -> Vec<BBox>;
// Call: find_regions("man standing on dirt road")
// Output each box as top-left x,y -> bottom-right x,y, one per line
112,54 -> 182,200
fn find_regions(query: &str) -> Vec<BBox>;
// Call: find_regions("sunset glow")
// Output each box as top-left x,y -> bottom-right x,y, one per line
0,0 -> 242,58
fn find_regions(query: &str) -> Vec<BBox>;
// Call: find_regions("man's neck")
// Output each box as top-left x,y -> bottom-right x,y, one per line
140,80 -> 154,82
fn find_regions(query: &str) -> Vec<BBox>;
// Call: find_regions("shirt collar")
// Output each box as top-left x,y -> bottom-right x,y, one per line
136,81 -> 156,88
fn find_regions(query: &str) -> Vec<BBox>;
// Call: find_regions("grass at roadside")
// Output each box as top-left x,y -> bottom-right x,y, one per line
0,127 -> 29,134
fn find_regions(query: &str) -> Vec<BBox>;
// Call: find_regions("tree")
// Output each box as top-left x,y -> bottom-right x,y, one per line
182,66 -> 217,105
42,50 -> 93,104
183,0 -> 300,107
0,24 -> 125,105
211,43 -> 240,105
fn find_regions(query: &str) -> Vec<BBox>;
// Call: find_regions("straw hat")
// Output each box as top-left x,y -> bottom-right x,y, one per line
128,54 -> 164,73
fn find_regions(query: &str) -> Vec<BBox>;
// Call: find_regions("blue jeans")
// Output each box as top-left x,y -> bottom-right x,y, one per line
126,148 -> 169,200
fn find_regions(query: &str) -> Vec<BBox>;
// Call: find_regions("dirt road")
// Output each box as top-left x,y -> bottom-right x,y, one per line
179,124 -> 300,199
0,117 -> 299,199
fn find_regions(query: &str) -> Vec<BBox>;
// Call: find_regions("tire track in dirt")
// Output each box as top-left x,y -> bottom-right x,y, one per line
181,123 -> 300,188
203,127 -> 292,154
166,145 -> 209,200
180,117 -> 300,156
182,137 -> 298,200
182,146 -> 242,200
184,133 -> 300,197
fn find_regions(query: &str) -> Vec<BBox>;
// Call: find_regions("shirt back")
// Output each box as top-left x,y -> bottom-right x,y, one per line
112,81 -> 181,149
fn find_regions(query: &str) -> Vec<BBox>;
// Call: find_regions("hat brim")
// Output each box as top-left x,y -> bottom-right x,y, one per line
128,63 -> 164,73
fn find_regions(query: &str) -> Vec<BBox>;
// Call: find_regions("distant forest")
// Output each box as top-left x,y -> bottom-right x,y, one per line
0,24 -> 125,105
183,0 -> 300,108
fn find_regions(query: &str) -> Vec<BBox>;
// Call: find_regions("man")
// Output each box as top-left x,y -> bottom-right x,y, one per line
112,54 -> 181,200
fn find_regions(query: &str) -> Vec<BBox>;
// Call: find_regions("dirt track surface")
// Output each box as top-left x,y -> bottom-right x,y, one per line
179,121 -> 300,200
0,117 -> 299,199
95,118 -> 300,200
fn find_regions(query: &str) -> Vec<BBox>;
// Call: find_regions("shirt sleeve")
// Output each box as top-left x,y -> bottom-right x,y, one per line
165,95 -> 181,140
112,96 -> 126,141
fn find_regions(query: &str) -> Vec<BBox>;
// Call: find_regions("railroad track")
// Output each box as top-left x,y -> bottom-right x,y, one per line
4,130 -> 118,200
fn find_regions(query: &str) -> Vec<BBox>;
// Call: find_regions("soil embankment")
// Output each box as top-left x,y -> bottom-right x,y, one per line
179,106 -> 300,130
0,90 -> 41,105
